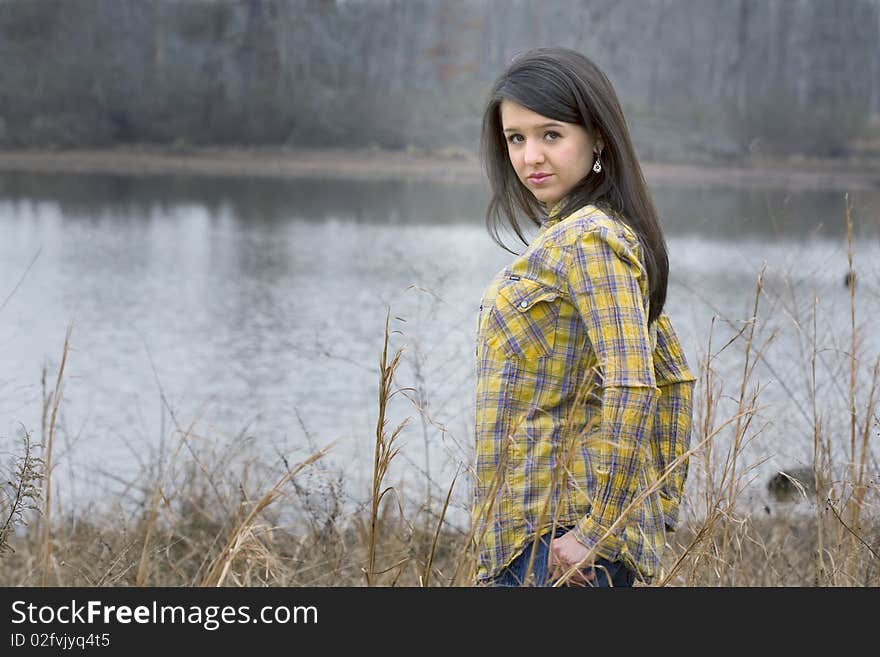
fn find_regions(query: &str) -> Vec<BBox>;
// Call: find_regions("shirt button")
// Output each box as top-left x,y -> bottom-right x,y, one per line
519,300 -> 528,309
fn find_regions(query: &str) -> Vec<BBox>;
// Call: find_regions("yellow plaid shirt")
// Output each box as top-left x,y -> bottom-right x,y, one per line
473,204 -> 696,583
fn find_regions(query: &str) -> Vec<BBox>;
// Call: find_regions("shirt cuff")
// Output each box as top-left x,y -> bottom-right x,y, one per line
571,515 -> 626,563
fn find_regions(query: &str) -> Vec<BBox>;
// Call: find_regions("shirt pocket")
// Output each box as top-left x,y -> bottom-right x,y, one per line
485,277 -> 561,360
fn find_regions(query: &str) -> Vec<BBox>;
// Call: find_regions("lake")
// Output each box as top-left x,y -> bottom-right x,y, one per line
1,170 -> 878,519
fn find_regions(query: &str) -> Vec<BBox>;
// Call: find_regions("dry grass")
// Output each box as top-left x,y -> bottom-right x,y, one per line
0,206 -> 877,587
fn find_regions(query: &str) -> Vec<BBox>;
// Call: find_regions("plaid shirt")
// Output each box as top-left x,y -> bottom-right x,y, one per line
473,204 -> 696,583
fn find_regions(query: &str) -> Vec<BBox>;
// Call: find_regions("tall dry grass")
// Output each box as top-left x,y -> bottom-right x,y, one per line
658,197 -> 879,586
0,207 -> 877,586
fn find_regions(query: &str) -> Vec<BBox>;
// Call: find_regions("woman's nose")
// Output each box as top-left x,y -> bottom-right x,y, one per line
523,140 -> 545,166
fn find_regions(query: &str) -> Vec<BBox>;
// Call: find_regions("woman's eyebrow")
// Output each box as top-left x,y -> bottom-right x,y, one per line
502,122 -> 565,133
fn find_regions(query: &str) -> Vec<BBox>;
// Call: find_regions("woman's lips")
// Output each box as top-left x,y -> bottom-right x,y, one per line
527,173 -> 553,185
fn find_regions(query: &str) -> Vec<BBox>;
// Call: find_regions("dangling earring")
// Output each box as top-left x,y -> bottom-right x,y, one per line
592,154 -> 602,174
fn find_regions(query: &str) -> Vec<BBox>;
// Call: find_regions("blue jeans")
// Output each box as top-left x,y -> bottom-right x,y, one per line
488,527 -> 636,587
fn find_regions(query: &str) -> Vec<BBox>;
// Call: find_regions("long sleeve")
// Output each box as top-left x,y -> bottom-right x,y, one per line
564,229 -> 658,561
652,312 -> 697,531
654,380 -> 694,530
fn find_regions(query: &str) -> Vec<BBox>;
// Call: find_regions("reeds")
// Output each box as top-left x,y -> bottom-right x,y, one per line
0,206 -> 877,587
0,428 -> 42,556
364,308 -> 411,585
660,195 -> 879,586
39,321 -> 73,586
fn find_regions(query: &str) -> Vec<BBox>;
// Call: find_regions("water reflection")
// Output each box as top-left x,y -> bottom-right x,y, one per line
0,170 -> 877,239
0,170 -> 878,515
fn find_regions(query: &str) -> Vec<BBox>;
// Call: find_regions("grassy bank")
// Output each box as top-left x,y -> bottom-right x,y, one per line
0,145 -> 878,190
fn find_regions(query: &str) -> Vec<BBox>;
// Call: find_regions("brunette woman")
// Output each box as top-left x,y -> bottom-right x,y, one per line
474,47 -> 696,587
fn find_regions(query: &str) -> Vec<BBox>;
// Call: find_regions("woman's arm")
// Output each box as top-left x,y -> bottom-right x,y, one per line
652,313 -> 697,531
562,228 -> 658,562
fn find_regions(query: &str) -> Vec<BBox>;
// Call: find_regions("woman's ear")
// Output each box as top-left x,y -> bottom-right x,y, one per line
594,137 -> 604,155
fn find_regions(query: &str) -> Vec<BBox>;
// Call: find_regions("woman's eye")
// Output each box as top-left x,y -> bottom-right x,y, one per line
506,131 -> 559,144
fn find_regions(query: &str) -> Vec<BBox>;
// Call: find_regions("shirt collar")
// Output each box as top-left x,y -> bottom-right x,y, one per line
539,201 -> 565,233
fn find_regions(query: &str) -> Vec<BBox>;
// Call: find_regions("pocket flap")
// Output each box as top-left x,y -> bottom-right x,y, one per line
499,278 -> 559,312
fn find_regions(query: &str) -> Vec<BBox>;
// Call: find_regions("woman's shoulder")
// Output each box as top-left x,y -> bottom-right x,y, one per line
544,203 -> 639,253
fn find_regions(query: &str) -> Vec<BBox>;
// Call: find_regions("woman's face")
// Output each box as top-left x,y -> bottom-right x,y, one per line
500,99 -> 600,208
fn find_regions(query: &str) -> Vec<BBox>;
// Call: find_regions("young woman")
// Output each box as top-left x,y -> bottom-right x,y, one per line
473,47 -> 696,587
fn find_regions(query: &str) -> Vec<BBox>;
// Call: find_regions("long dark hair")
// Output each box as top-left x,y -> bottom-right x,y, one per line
480,47 -> 668,324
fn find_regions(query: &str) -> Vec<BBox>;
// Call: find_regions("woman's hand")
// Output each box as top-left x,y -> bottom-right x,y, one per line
549,531 -> 597,586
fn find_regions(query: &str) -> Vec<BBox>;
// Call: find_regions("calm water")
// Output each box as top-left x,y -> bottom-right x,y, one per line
1,171 -> 878,517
